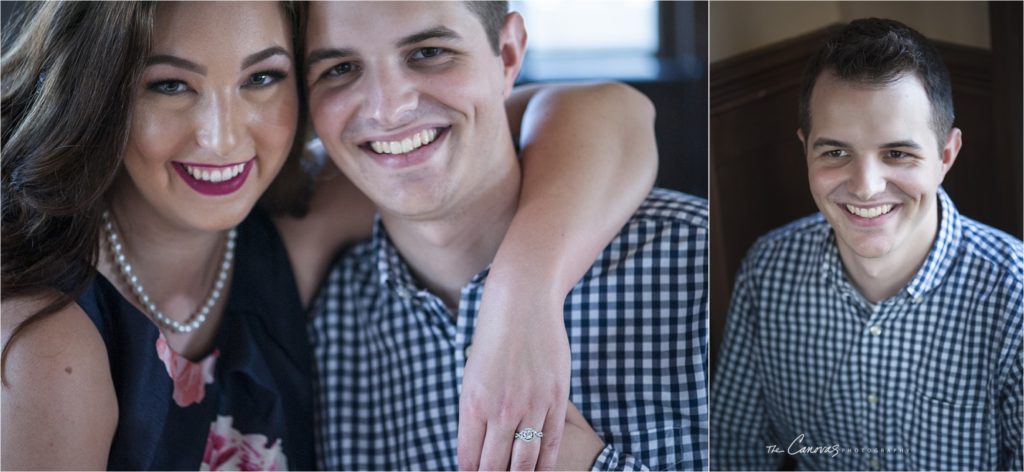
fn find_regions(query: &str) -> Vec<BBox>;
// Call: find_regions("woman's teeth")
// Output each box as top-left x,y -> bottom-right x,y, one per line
184,163 -> 246,183
846,203 -> 894,218
369,128 -> 438,155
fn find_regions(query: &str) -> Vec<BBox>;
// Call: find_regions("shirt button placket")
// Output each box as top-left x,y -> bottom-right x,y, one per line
861,314 -> 884,469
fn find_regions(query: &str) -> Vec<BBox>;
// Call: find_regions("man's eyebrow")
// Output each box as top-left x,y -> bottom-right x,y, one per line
879,140 -> 922,149
812,138 -> 851,148
306,48 -> 357,72
146,55 -> 206,75
397,26 -> 461,48
242,46 -> 291,70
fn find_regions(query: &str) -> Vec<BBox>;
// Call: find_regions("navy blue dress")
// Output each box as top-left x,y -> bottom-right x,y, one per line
77,209 -> 314,470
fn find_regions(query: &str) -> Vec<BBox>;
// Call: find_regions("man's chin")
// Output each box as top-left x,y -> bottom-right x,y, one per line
836,233 -> 896,261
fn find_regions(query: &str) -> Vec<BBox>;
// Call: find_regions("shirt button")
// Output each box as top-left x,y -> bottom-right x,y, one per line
867,393 -> 880,405
464,344 -> 473,359
869,325 -> 882,336
397,287 -> 412,299
868,458 -> 881,469
914,295 -> 924,304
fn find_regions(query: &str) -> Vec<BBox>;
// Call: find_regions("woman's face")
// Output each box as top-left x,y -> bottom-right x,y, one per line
119,2 -> 298,231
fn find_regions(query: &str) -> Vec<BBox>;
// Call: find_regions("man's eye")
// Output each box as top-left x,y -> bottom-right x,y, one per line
886,150 -> 909,159
823,149 -> 848,158
328,62 -> 356,76
148,80 -> 188,95
411,47 -> 446,60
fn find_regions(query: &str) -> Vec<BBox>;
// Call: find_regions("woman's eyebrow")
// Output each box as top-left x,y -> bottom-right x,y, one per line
146,54 -> 206,74
242,46 -> 291,70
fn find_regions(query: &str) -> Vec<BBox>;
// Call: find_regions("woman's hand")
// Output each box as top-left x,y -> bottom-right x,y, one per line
457,81 -> 657,470
458,282 -> 571,471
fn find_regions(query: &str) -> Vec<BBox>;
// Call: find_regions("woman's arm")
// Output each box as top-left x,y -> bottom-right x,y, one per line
2,296 -> 118,469
457,82 -> 658,470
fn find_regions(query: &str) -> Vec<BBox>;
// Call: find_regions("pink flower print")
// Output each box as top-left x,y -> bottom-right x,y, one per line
201,416 -> 289,471
155,333 -> 219,407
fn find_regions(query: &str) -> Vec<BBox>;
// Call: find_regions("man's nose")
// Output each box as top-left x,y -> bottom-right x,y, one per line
195,91 -> 241,158
361,63 -> 418,129
848,156 -> 887,200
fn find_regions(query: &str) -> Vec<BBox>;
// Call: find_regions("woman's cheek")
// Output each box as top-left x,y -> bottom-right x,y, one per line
128,105 -> 193,166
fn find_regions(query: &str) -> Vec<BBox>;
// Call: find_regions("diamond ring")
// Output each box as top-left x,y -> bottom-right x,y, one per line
514,427 -> 544,442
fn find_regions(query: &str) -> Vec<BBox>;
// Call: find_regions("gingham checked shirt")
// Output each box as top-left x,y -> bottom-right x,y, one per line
309,188 -> 708,471
711,188 -> 1023,471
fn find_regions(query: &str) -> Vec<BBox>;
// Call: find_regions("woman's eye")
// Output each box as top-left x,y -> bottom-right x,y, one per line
245,71 -> 285,88
149,80 -> 188,95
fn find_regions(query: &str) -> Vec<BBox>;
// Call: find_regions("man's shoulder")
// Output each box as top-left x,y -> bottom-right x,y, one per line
958,216 -> 1024,284
743,213 -> 831,266
581,188 -> 707,282
627,188 -> 707,231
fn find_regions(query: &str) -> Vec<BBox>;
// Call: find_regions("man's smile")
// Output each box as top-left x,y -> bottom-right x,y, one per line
367,127 -> 442,155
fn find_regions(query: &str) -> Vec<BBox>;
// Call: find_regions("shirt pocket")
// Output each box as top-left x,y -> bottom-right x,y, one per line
902,389 -> 990,471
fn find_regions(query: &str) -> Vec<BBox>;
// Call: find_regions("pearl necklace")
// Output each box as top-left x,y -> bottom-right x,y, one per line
101,210 -> 236,334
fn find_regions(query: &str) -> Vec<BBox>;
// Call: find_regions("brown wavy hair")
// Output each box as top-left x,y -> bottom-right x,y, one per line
1,2 -> 310,382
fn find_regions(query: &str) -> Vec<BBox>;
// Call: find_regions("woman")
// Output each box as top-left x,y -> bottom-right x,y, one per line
1,2 -> 657,470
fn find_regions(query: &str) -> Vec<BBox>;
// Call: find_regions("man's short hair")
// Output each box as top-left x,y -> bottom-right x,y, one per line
465,1 -> 508,54
798,18 -> 956,150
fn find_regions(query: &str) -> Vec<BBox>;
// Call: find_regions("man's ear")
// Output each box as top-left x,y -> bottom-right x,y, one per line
797,128 -> 808,155
498,12 -> 527,98
939,127 -> 962,179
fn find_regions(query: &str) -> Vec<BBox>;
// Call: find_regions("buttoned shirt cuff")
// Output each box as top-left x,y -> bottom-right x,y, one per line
590,443 -> 648,471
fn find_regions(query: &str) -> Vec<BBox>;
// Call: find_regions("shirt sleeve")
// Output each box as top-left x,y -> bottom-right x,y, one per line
998,315 -> 1023,471
709,254 -> 783,471
999,356 -> 1022,471
590,443 -> 645,471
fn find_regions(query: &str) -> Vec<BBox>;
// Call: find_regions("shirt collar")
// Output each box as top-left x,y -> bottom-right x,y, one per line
905,187 -> 962,297
370,216 -> 493,295
821,187 -> 962,301
371,216 -> 419,294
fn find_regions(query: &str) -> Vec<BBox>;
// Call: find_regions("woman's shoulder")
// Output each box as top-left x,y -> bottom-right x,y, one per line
2,293 -> 112,387
1,294 -> 118,469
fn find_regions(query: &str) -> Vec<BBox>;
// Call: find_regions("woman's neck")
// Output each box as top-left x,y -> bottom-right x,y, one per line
98,182 -> 234,359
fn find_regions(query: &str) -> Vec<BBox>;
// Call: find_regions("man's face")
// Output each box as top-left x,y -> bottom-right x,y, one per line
305,2 -> 523,219
799,72 -> 959,264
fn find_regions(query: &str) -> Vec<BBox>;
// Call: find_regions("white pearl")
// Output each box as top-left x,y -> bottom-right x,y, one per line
103,209 -> 234,335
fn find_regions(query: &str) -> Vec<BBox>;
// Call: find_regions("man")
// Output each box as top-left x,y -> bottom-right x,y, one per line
711,18 -> 1023,471
303,2 -> 707,470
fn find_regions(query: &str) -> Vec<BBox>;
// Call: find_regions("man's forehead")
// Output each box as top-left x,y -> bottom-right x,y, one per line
306,1 -> 479,49
809,74 -> 931,126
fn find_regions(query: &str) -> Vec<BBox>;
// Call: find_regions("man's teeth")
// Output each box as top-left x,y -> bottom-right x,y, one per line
846,203 -> 894,218
370,129 -> 438,155
184,163 -> 246,183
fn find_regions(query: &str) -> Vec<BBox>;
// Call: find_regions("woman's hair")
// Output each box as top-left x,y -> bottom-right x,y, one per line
1,2 -> 310,381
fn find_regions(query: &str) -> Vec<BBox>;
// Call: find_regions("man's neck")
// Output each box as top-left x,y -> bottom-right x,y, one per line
381,150 -> 522,311
839,204 -> 940,304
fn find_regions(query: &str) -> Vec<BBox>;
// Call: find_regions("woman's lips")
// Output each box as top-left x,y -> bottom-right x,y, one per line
172,158 -> 254,196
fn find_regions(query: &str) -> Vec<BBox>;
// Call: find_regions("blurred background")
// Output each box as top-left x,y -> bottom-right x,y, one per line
709,1 -> 1023,363
512,0 -> 708,198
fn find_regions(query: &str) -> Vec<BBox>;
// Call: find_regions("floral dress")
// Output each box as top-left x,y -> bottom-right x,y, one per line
77,209 -> 314,470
